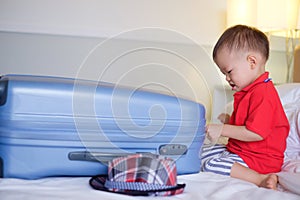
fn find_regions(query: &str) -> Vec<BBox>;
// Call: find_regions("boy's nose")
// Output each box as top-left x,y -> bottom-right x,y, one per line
225,75 -> 231,82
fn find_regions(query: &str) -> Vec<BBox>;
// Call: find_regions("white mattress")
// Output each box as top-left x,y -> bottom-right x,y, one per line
1,172 -> 300,200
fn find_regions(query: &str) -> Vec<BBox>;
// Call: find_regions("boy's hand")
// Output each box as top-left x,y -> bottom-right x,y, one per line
205,124 -> 224,144
218,113 -> 231,124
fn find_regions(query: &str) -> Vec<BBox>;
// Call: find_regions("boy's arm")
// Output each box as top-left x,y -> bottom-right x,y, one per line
222,124 -> 263,141
207,124 -> 263,142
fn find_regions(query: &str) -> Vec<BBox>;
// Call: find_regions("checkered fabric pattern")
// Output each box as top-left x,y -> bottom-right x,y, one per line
89,153 -> 185,196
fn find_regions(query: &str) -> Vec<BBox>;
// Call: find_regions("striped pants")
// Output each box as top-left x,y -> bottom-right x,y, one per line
200,144 -> 248,176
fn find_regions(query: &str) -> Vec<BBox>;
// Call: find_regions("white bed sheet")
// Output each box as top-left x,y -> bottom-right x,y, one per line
1,172 -> 300,200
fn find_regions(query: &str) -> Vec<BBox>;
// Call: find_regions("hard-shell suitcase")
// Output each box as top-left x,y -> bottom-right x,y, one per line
0,74 -> 206,179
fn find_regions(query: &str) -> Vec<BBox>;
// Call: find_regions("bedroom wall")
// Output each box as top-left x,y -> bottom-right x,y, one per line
0,0 -> 288,120
0,0 -> 226,45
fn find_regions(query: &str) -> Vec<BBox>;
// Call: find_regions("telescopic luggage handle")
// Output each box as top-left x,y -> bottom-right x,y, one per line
68,144 -> 187,163
68,151 -> 134,163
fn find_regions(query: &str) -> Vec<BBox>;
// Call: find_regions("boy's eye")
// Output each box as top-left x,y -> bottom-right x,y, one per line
227,70 -> 232,74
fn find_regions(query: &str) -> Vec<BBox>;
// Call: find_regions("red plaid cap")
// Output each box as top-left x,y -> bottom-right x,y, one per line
89,153 -> 185,196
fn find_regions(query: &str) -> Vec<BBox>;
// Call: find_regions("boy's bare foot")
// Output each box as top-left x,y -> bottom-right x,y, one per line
259,174 -> 278,190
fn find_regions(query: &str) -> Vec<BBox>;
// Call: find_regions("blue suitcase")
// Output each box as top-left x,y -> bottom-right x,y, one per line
0,74 -> 206,179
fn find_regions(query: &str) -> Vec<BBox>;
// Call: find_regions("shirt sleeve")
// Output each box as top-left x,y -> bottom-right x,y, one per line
245,86 -> 275,139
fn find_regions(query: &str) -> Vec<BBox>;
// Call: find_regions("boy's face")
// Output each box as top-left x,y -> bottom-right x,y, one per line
214,48 -> 261,92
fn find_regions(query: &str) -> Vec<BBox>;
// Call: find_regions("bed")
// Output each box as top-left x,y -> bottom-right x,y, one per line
1,83 -> 300,200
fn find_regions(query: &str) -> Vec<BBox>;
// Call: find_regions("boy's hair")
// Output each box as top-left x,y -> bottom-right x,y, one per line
213,25 -> 269,63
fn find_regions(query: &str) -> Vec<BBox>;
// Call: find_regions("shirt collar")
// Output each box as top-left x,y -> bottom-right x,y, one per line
240,72 -> 270,92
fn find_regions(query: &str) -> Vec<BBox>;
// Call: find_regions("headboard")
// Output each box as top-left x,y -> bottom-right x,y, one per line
294,45 -> 300,82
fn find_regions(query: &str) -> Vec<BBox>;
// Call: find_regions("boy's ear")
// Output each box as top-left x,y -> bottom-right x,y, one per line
247,55 -> 257,69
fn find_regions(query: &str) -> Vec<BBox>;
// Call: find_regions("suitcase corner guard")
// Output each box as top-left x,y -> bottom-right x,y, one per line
0,76 -> 8,106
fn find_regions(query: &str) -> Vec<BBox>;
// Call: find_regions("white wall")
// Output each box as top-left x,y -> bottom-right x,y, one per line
0,0 -> 226,45
0,0 -> 288,120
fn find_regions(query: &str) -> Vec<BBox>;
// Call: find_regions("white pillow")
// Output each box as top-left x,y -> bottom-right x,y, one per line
275,83 -> 300,160
276,83 -> 300,106
283,105 -> 300,160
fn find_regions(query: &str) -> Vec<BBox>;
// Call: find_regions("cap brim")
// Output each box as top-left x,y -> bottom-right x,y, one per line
89,175 -> 185,196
